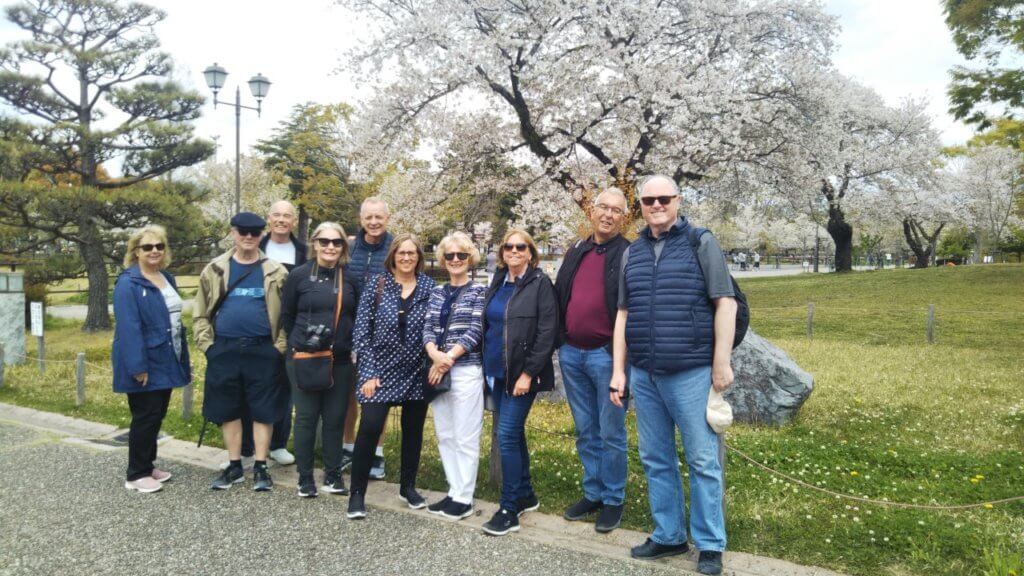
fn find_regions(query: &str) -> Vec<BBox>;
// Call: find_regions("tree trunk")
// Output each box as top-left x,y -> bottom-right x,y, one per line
827,203 -> 853,272
297,204 -> 310,244
902,218 -> 930,269
78,215 -> 111,331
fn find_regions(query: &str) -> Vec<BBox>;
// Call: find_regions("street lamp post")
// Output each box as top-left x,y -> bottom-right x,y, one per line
202,63 -> 272,215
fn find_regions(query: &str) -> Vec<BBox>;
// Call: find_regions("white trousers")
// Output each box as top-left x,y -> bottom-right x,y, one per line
432,363 -> 484,504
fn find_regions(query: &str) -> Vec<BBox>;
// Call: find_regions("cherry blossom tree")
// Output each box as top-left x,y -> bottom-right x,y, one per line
337,0 -> 836,216
950,145 -> 1024,259
744,73 -> 941,271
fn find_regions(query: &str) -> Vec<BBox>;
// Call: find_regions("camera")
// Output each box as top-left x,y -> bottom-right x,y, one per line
301,324 -> 333,352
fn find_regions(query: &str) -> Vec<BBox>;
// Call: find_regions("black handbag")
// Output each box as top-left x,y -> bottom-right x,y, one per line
292,268 -> 343,393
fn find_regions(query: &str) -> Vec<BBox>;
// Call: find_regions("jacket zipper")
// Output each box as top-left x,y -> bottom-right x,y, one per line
504,271 -> 529,393
649,238 -> 658,371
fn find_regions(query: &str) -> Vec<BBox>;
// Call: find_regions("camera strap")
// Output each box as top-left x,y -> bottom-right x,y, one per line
306,264 -> 344,348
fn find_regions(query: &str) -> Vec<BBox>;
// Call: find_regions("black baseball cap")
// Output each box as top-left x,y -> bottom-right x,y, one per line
230,212 -> 266,229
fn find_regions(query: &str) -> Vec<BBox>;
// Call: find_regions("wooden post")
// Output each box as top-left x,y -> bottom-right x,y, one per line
488,411 -> 502,488
37,335 -> 45,374
927,304 -> 935,344
807,302 -> 815,340
181,384 -> 193,420
75,352 -> 85,406
0,344 -> 5,389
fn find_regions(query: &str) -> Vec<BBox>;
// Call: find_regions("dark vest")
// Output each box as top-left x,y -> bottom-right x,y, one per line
624,220 -> 714,374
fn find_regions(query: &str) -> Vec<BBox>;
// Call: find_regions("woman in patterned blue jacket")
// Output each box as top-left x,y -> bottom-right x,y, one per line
421,231 -> 487,521
347,233 -> 436,519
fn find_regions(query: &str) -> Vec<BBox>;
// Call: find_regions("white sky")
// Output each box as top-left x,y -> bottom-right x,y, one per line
0,0 -> 976,159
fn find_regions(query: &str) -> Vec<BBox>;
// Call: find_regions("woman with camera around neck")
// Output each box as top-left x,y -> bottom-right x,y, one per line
422,232 -> 488,520
348,233 -> 436,519
112,225 -> 191,493
280,222 -> 360,498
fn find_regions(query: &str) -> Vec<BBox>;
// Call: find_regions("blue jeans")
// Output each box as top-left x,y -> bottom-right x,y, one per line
490,378 -> 536,513
559,344 -> 628,506
631,364 -> 725,551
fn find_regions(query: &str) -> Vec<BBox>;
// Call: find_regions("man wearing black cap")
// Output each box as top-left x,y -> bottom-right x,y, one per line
194,212 -> 290,491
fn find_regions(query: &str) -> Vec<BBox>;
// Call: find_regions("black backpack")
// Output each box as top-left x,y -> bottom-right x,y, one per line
687,227 -> 750,348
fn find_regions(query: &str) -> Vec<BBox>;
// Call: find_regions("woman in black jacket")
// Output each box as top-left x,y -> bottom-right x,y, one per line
480,228 -> 558,536
280,222 -> 360,498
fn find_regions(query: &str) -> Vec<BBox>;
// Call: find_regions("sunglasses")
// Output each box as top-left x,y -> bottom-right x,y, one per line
236,227 -> 263,238
503,243 -> 528,252
640,195 -> 678,207
139,243 -> 165,252
444,252 -> 469,262
315,237 -> 345,248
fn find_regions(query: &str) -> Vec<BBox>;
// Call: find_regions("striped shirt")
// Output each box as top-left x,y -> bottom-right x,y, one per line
422,282 -> 486,366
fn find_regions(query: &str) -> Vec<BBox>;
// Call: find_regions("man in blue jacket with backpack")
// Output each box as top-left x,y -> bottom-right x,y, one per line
610,174 -> 738,576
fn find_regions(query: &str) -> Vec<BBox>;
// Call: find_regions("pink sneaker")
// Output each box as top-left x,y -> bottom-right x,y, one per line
151,468 -> 172,483
124,476 -> 163,493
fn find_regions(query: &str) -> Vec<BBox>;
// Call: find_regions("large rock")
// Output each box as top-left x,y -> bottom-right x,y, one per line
724,329 -> 813,426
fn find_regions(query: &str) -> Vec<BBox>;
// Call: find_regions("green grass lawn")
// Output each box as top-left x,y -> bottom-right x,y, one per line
3,265 -> 1023,575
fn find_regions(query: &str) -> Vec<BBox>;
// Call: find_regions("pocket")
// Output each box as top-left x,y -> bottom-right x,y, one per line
143,327 -> 169,349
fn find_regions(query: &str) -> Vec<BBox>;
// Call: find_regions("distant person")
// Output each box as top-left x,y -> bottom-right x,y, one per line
280,222 -> 359,498
737,251 -> 747,271
753,251 -> 760,271
343,196 -> 395,480
485,249 -> 498,283
112,225 -> 191,493
194,212 -> 289,492
610,175 -> 737,575
347,234 -> 436,519
553,187 -> 630,533
423,232 -> 488,520
480,229 -> 558,537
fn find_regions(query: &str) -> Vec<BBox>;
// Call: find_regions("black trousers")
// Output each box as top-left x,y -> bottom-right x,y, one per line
350,400 -> 428,495
287,359 -> 353,478
126,388 -> 172,481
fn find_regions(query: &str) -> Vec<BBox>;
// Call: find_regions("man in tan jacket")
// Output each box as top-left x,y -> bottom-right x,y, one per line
194,212 -> 289,492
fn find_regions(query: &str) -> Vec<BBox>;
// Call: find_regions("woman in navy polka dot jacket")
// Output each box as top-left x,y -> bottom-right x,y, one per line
347,233 -> 436,518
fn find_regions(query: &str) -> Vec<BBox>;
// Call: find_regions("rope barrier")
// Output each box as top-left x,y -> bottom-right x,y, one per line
523,422 -> 1024,511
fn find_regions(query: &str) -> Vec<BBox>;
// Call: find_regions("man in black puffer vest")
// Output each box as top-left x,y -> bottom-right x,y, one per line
610,175 -> 738,576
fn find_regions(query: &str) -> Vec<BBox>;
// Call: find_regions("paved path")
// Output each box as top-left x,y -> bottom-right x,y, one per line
0,404 -> 844,576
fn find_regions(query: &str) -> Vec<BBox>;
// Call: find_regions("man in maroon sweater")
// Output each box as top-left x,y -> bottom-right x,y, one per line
553,187 -> 631,533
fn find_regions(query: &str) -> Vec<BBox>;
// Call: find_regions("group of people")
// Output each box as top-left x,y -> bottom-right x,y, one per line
732,250 -> 760,271
110,174 -> 738,575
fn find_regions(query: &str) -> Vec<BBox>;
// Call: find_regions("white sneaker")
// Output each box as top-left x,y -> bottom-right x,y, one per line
124,477 -> 163,493
269,448 -> 295,466
219,456 -> 255,471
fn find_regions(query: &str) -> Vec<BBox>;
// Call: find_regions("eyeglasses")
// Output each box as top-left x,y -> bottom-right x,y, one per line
594,203 -> 625,216
444,252 -> 469,262
139,243 -> 165,252
640,195 -> 678,207
236,227 -> 263,237
396,250 -> 418,259
315,238 -> 345,248
503,243 -> 528,252
269,212 -> 295,220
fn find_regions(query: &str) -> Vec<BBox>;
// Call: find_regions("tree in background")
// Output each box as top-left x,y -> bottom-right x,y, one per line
950,145 -> 1023,259
187,155 -> 290,224
945,0 -> 1024,128
338,0 -> 835,217
256,102 -> 359,240
0,0 -> 213,330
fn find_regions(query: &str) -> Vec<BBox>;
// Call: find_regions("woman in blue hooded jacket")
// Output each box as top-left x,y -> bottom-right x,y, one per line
112,225 -> 191,493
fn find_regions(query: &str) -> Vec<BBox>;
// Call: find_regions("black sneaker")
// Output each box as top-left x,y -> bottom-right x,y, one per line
482,508 -> 520,536
297,474 -> 317,498
427,496 -> 452,515
595,504 -> 623,533
211,465 -> 245,490
440,500 -> 474,520
322,470 -> 349,495
630,538 -> 689,560
697,551 -> 723,575
398,485 -> 426,509
347,492 -> 367,519
253,465 -> 273,492
515,493 -> 539,517
563,497 -> 602,521
340,449 -> 354,471
369,455 -> 385,480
